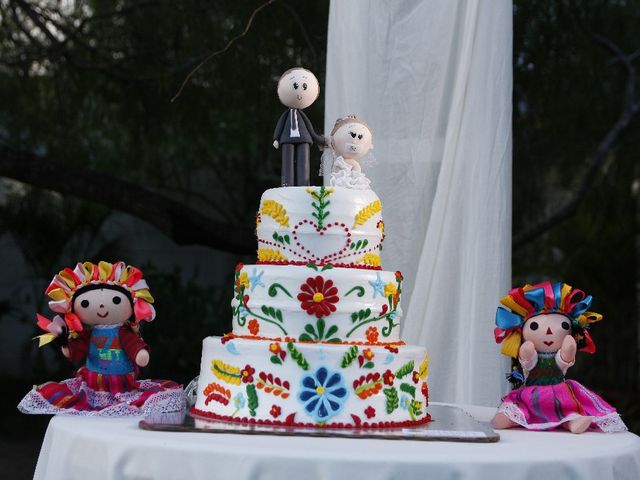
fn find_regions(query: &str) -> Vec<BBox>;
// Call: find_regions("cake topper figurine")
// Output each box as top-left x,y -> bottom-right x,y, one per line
18,261 -> 185,416
492,282 -> 626,433
273,67 -> 327,186
326,115 -> 374,190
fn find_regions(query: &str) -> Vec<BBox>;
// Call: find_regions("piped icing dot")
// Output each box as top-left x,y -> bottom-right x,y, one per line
313,292 -> 325,303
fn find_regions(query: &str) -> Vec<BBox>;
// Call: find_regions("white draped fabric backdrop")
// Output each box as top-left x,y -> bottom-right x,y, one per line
324,0 -> 512,406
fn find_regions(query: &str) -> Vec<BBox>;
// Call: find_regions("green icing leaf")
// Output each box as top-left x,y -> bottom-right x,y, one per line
395,361 -> 414,379
287,342 -> 310,370
400,382 -> 416,398
384,387 -> 399,414
246,384 -> 258,416
340,346 -> 359,368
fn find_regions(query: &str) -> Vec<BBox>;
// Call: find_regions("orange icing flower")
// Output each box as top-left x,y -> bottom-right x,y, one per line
365,326 -> 379,343
269,342 -> 281,354
363,348 -> 374,361
248,319 -> 259,335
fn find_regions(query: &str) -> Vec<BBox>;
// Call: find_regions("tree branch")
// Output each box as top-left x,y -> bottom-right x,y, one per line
0,146 -> 255,255
171,0 -> 276,102
513,29 -> 639,249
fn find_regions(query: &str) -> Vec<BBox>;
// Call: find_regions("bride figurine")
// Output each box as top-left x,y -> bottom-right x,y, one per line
325,115 -> 374,190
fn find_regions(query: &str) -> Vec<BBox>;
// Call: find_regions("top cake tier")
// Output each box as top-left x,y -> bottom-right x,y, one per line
256,187 -> 384,269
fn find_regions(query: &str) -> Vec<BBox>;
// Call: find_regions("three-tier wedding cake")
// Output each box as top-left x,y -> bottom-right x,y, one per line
191,186 -> 430,428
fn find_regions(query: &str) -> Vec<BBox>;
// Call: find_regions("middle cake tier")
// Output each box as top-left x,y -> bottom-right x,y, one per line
232,263 -> 403,343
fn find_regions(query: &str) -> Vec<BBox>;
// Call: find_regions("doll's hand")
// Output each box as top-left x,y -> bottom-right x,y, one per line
519,340 -> 536,363
560,335 -> 577,365
135,349 -> 150,367
61,346 -> 70,359
273,140 -> 279,149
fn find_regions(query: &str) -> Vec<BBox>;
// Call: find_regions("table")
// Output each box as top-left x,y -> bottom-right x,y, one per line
34,404 -> 640,480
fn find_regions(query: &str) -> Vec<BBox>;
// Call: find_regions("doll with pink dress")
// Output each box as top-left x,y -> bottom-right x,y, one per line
18,261 -> 185,416
492,281 -> 626,433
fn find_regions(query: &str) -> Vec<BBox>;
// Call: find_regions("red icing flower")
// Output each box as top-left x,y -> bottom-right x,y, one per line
421,382 -> 429,404
248,319 -> 259,335
297,276 -> 339,318
383,369 -> 395,386
412,371 -> 420,384
269,342 -> 281,354
395,271 -> 403,281
241,365 -> 255,383
270,405 -> 282,418
384,344 -> 399,354
381,304 -> 389,315
365,326 -> 379,343
235,263 -> 244,272
364,406 -> 376,419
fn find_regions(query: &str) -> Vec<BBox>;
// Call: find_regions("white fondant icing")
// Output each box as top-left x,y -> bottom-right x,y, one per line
232,264 -> 403,342
257,187 -> 383,266
194,337 -> 429,427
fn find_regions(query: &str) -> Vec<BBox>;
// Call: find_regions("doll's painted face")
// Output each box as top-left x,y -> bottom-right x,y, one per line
277,68 -> 320,110
73,288 -> 133,326
331,122 -> 373,161
522,313 -> 572,353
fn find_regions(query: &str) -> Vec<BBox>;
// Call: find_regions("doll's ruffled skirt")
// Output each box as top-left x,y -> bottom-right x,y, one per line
497,379 -> 627,432
18,367 -> 185,416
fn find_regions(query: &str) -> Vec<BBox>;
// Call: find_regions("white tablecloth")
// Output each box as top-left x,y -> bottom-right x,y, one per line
34,404 -> 640,480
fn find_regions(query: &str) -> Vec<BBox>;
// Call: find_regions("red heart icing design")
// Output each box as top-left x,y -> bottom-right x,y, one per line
292,221 -> 351,263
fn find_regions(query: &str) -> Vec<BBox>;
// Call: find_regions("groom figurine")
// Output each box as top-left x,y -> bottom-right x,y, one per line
273,67 -> 326,186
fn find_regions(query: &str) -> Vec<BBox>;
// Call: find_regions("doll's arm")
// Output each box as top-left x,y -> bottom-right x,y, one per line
63,329 -> 91,362
299,110 -> 326,145
518,340 -> 538,373
556,335 -> 576,374
120,327 -> 149,367
273,111 -> 287,144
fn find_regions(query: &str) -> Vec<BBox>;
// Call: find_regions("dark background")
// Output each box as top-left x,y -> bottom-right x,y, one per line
0,0 -> 638,477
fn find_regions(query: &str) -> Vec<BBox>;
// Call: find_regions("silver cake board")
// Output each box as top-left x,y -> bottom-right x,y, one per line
139,404 -> 499,443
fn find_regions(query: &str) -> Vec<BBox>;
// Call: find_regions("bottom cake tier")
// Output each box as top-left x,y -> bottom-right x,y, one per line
192,336 -> 430,428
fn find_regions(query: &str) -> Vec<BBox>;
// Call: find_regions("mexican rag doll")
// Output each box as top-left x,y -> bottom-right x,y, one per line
18,261 -> 185,416
492,281 -> 626,433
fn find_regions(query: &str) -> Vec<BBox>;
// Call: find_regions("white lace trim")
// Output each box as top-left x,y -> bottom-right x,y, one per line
497,402 -> 627,432
17,380 -> 186,417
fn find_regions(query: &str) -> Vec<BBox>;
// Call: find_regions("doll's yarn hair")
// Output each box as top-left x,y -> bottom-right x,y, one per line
43,261 -> 155,334
494,281 -> 602,359
330,115 -> 373,137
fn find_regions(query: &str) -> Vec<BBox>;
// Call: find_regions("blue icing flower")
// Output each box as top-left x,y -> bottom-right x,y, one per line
225,342 -> 240,355
368,273 -> 385,299
233,392 -> 245,409
298,367 -> 348,423
383,353 -> 395,365
249,268 -> 265,292
400,395 -> 411,410
388,310 -> 398,320
238,306 -> 248,317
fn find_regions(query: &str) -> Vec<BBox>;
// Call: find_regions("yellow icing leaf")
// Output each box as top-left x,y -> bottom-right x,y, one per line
257,248 -> 288,262
418,353 -> 429,380
353,200 -> 382,228
356,253 -> 381,267
211,359 -> 242,385
261,200 -> 290,227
